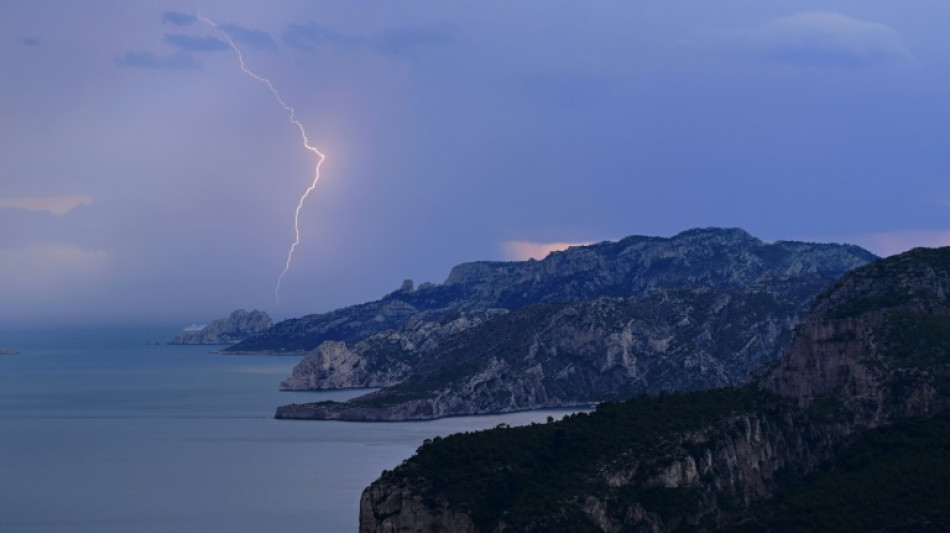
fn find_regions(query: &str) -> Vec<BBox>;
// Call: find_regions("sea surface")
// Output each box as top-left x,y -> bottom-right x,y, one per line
0,326 -> 579,532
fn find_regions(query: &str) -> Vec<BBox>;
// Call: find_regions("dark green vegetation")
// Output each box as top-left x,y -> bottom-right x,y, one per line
360,247 -> 950,532
387,388 -> 785,531
743,412 -> 950,533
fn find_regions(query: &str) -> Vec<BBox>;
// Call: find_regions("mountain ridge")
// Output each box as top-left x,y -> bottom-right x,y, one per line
274,228 -> 875,420
226,227 -> 875,354
357,246 -> 950,532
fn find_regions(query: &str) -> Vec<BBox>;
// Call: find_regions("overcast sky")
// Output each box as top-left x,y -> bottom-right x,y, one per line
2,1 -> 948,325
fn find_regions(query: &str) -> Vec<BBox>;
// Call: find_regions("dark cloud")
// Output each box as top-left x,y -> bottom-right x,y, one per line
163,33 -> 229,53
372,25 -> 454,56
220,24 -> 277,51
162,12 -> 196,26
283,22 -> 453,57
114,51 -> 200,70
283,22 -> 355,52
18,37 -> 40,47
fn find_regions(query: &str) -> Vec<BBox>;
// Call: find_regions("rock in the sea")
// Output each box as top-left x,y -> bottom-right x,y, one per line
0,348 -> 19,355
169,309 -> 273,345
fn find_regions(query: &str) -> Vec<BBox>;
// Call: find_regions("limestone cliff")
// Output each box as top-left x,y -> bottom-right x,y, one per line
169,309 -> 273,345
358,247 -> 950,532
277,287 -> 804,420
279,310 -> 507,390
229,228 -> 875,353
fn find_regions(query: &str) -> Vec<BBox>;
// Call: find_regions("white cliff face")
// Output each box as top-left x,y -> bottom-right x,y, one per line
169,309 -> 273,345
279,310 -> 508,390
276,288 -> 803,421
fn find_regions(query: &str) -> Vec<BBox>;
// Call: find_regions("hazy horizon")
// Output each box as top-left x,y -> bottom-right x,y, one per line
3,1 -> 949,324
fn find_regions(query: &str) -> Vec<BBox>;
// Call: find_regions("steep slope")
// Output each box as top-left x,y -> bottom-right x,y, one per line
227,228 -> 875,353
168,309 -> 273,345
279,310 -> 507,390
358,247 -> 950,532
277,287 -> 804,420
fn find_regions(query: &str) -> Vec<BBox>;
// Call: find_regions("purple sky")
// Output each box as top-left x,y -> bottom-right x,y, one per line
2,1 -> 948,325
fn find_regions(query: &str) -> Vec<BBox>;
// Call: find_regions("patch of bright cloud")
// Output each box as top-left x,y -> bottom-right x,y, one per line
851,230 -> 950,257
744,11 -> 914,68
502,240 -> 594,261
0,194 -> 93,215
19,37 -> 40,47
115,50 -> 200,70
163,33 -> 229,53
162,12 -> 196,26
221,24 -> 277,51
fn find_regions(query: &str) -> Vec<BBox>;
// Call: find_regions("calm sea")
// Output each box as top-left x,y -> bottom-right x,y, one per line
0,326 -> 578,532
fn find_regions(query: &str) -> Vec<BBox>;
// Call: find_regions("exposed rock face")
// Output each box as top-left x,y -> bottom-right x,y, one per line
279,310 -> 507,390
277,287 -> 805,420
229,228 -> 875,353
169,309 -> 273,345
761,246 -> 950,426
358,247 -> 950,532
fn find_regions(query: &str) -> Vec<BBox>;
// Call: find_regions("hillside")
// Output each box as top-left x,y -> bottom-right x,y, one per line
275,228 -> 875,419
358,247 -> 950,532
227,228 -> 875,353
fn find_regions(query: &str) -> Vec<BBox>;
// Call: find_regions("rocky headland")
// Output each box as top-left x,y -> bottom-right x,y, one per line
228,228 -> 875,355
169,309 -> 273,345
357,247 -> 950,532
279,309 -> 508,390
275,228 -> 875,420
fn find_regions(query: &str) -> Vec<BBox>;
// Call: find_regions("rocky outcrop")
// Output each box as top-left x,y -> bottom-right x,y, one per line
277,287 -> 806,420
229,228 -> 876,353
761,246 -> 950,426
357,247 -> 950,532
279,310 -> 507,390
169,309 -> 273,345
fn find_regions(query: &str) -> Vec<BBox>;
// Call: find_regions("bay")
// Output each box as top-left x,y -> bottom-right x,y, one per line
0,326 -> 579,532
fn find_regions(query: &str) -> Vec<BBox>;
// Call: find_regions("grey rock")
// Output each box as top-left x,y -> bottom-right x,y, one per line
279,310 -> 507,390
357,247 -> 950,532
169,309 -> 273,345
228,227 -> 876,353
276,287 -> 805,420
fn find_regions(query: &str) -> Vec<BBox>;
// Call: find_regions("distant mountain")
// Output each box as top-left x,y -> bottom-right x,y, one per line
169,309 -> 273,345
227,227 -> 875,354
275,228 -> 876,420
279,310 -> 508,390
358,247 -> 950,532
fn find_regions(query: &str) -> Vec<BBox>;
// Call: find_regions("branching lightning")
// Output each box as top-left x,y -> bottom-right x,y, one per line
197,9 -> 325,305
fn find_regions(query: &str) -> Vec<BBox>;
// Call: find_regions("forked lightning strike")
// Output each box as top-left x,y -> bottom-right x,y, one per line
197,9 -> 325,305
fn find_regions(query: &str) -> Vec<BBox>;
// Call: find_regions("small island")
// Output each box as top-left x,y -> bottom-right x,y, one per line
0,348 -> 20,355
168,309 -> 273,345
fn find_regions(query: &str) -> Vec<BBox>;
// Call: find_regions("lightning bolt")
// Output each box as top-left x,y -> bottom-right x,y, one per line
197,9 -> 325,305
